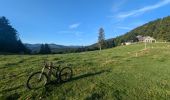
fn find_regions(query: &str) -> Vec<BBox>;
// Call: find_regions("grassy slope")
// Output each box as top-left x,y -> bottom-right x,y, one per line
0,43 -> 170,100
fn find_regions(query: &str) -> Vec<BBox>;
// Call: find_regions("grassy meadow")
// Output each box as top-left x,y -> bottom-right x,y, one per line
1,43 -> 170,100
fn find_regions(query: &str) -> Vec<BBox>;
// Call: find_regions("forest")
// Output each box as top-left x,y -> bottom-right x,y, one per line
114,16 -> 170,45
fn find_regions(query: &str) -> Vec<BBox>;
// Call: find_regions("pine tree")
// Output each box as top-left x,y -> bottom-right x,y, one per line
39,44 -> 45,54
44,44 -> 51,54
39,44 -> 51,54
98,28 -> 105,51
0,16 -> 29,53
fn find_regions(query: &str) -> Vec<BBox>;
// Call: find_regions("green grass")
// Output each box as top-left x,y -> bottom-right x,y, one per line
1,43 -> 170,100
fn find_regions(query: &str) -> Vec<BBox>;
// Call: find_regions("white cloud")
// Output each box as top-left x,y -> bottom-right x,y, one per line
116,0 -> 170,19
69,23 -> 80,29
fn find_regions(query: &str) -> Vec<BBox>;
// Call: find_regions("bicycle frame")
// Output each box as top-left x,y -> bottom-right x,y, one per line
39,62 -> 60,81
38,65 -> 46,80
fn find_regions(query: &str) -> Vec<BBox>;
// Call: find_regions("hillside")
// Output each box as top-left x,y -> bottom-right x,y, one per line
1,43 -> 170,99
114,16 -> 170,45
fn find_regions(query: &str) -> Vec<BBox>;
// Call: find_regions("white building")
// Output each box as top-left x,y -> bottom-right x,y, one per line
136,35 -> 156,43
143,36 -> 156,43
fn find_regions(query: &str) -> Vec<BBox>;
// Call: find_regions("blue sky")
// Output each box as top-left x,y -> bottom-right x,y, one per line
0,0 -> 170,46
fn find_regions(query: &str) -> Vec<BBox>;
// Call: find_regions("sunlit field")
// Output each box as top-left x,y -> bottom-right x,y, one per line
1,43 -> 170,100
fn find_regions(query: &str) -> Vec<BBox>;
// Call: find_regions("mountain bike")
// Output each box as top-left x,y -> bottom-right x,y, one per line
26,60 -> 73,89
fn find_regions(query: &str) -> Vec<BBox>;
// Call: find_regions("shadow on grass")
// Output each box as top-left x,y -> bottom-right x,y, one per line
68,70 -> 110,82
58,69 -> 109,84
42,69 -> 111,97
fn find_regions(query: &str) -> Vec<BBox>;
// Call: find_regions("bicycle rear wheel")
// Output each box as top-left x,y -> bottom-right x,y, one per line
59,67 -> 73,82
26,72 -> 48,89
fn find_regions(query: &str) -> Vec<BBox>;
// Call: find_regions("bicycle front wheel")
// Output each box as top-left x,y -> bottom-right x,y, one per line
59,67 -> 73,82
26,72 -> 48,89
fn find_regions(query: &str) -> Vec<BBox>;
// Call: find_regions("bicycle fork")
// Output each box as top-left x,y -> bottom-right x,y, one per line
39,66 -> 45,80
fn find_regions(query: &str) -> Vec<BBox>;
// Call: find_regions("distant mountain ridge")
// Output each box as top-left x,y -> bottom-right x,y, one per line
25,43 -> 81,53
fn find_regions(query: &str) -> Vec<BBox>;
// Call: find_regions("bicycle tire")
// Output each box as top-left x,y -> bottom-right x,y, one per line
26,72 -> 49,89
59,67 -> 73,82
